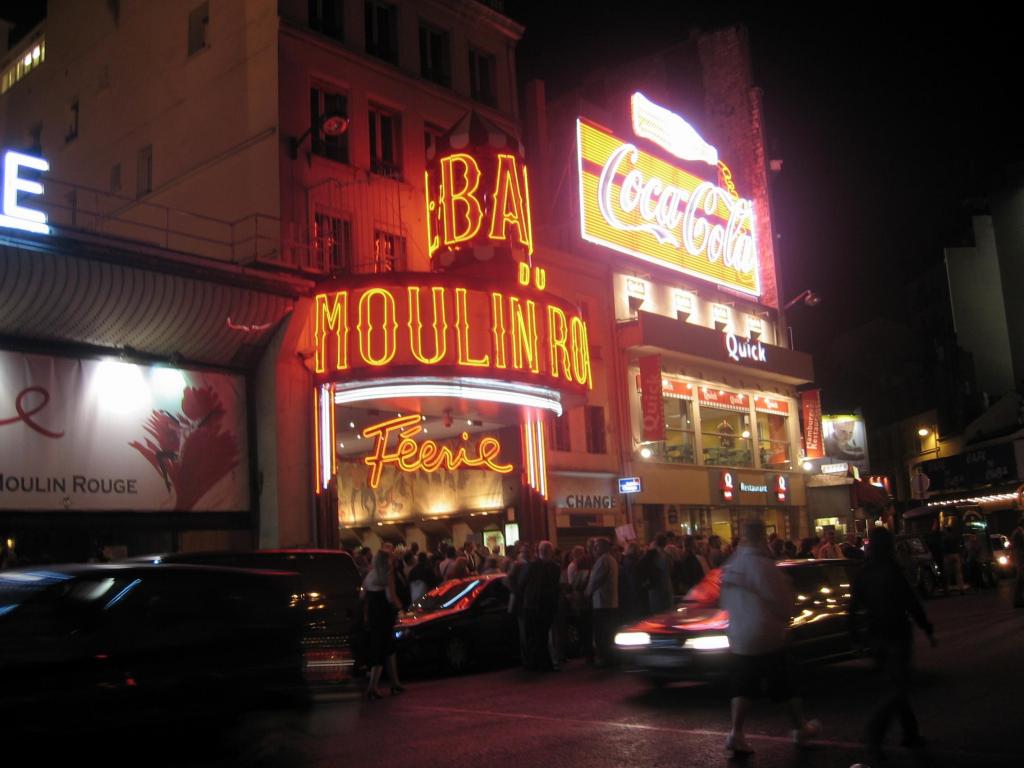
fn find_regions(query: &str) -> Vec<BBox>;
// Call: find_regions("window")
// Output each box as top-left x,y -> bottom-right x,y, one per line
188,2 -> 209,56
365,1 -> 397,64
585,406 -> 607,454
136,145 -> 153,198
1,36 -> 45,95
645,397 -> 696,464
469,48 -> 496,106
369,105 -> 401,178
65,100 -> 79,143
110,163 -> 122,194
546,411 -> 571,452
419,22 -> 450,87
424,123 -> 444,161
310,85 -> 349,163
372,230 -> 406,272
756,411 -> 792,469
700,405 -> 752,467
309,0 -> 344,41
313,212 -> 352,273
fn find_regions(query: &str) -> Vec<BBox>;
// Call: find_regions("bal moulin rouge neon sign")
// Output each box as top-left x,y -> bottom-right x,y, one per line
577,92 -> 760,296
361,414 -> 513,489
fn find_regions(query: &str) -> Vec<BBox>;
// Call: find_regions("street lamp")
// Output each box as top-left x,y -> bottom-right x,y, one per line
917,427 -> 930,437
783,289 -> 822,311
289,112 -> 349,159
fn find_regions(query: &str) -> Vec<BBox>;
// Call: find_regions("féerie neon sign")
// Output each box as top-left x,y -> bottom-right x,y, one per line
0,150 -> 49,235
577,93 -> 759,296
362,414 -> 513,488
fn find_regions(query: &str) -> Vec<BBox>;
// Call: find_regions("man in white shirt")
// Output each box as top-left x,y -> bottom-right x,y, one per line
720,519 -> 821,755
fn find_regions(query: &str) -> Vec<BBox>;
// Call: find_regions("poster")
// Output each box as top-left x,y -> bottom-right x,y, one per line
821,414 -> 869,473
0,350 -> 248,511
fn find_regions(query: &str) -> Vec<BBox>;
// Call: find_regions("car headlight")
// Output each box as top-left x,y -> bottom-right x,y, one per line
614,631 -> 651,647
683,635 -> 730,650
998,555 -> 1009,566
393,629 -> 408,640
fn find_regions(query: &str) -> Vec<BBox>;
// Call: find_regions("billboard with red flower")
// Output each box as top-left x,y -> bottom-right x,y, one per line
0,350 -> 248,511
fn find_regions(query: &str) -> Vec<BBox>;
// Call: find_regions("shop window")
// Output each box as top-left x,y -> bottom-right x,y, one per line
585,406 -> 606,454
468,48 -> 496,107
310,85 -> 349,163
1,37 -> 45,96
645,397 -> 696,464
372,229 -> 406,272
365,1 -> 397,64
419,22 -> 450,87
313,211 -> 352,273
546,411 -> 571,452
369,105 -> 402,178
757,412 -> 792,468
700,406 -> 753,467
309,0 -> 344,41
188,2 -> 209,56
136,144 -> 153,198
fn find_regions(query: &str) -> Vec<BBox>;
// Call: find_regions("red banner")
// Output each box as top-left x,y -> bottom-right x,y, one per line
800,389 -> 824,459
639,355 -> 665,442
753,395 -> 790,416
697,386 -> 749,412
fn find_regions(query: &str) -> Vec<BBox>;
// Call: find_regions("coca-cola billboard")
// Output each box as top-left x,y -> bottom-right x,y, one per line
577,92 -> 760,297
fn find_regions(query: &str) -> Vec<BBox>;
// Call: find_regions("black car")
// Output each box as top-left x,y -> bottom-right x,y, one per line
137,549 -> 362,687
0,563 -> 305,732
394,574 -> 520,673
614,559 -> 862,685
894,534 -> 941,598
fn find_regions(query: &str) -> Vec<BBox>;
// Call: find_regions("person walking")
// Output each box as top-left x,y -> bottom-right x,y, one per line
707,535 -> 726,569
521,541 -> 562,670
720,519 -> 820,756
941,518 -> 965,595
438,546 -> 459,581
361,550 -> 405,700
585,538 -> 619,667
849,526 -> 936,758
1012,517 -> 1024,608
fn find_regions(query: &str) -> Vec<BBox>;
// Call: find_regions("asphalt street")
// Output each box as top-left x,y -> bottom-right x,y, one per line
71,578 -> 1024,768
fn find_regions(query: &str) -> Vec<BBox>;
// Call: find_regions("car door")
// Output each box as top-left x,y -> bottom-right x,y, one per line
786,562 -> 857,663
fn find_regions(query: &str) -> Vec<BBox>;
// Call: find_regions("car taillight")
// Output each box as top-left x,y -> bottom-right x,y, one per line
303,648 -> 353,683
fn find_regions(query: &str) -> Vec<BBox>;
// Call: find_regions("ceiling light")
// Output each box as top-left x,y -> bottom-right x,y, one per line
349,421 -> 355,429
917,428 -> 930,437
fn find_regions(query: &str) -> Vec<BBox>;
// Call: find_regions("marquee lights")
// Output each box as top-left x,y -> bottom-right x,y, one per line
361,414 -> 514,489
313,274 -> 593,392
1,150 -> 50,235
577,95 -> 760,297
426,151 -> 534,257
332,377 -> 565,416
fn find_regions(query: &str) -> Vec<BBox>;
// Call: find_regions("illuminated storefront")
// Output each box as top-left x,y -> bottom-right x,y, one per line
572,91 -> 815,543
307,116 -> 597,550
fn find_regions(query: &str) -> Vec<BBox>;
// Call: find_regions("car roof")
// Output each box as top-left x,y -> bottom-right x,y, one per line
0,562 -> 299,580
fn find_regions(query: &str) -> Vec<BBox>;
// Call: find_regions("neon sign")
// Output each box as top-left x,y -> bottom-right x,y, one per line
725,332 -> 767,364
426,151 -> 534,257
312,270 -> 593,393
361,414 -> 514,489
1,150 -> 49,235
577,93 -> 759,296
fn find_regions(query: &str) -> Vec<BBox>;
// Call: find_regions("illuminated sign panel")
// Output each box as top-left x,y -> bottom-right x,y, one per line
1,150 -> 49,235
311,270 -> 592,394
425,151 -> 534,258
577,93 -> 760,296
361,414 -> 513,489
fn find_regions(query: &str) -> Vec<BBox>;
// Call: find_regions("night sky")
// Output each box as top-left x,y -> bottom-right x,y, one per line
507,1 -> 1021,395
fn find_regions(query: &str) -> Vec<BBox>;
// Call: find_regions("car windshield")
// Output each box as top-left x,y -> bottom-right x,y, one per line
411,578 -> 485,613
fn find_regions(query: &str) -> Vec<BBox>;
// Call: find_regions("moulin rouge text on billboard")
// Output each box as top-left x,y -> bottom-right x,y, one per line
577,93 -> 760,296
312,271 -> 593,392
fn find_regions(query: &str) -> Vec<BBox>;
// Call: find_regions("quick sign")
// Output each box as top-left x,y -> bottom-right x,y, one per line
725,333 -> 767,364
618,476 -> 642,494
0,150 -> 49,235
720,470 -> 734,501
577,92 -> 760,296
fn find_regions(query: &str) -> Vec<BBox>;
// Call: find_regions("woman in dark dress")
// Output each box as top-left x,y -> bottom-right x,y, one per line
362,550 -> 404,700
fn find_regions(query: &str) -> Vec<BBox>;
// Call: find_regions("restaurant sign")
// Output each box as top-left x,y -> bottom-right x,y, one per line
577,92 -> 760,296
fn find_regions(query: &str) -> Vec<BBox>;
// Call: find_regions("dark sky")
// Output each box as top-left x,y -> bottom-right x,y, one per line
506,1 -> 1020,365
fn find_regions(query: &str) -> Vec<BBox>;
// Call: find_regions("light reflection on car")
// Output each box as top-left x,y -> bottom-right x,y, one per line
614,559 -> 863,685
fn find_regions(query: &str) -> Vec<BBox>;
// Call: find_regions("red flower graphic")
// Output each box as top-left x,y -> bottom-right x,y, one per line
130,385 -> 239,510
